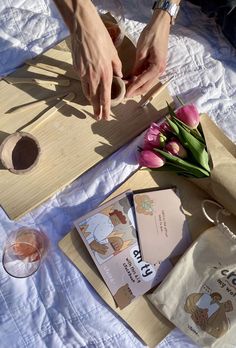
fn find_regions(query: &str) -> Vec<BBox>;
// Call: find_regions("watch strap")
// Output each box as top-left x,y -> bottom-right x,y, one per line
152,0 -> 180,25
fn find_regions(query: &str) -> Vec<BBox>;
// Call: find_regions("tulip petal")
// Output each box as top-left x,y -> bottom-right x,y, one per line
139,150 -> 165,168
165,139 -> 188,158
175,104 -> 200,129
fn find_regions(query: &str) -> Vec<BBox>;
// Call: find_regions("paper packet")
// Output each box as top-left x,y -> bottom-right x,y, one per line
148,215 -> 236,348
192,114 -> 236,217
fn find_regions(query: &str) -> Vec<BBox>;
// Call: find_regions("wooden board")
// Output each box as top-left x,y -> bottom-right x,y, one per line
59,169 -> 214,347
0,38 -> 173,220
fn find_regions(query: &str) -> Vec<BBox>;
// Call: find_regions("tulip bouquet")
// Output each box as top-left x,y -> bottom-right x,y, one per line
138,102 -> 210,178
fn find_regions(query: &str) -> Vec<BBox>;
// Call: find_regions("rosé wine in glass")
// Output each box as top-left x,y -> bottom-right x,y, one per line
2,227 -> 49,278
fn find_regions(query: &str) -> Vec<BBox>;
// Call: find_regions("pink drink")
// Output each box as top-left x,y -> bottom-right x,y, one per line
2,227 -> 49,278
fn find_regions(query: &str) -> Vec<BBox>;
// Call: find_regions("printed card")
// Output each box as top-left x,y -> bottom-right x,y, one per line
133,187 -> 191,265
74,191 -> 161,310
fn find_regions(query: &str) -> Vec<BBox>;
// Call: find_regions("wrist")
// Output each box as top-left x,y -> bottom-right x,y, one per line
73,1 -> 100,34
53,0 -> 95,33
152,0 -> 180,25
152,8 -> 172,23
150,9 -> 171,29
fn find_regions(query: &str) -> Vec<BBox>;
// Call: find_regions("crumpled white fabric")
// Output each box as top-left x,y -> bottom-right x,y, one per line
0,1 -> 235,347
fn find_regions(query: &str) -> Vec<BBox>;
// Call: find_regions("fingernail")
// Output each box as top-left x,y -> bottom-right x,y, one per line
96,114 -> 102,121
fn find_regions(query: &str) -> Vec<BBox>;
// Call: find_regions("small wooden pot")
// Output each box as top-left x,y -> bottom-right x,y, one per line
111,76 -> 126,107
0,132 -> 41,174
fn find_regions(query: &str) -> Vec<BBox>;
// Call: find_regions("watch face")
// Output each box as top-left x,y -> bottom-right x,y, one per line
162,0 -> 171,10
153,0 -> 179,19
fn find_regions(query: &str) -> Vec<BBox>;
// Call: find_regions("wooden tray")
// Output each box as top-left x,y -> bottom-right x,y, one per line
0,38 -> 173,220
59,169 -> 213,347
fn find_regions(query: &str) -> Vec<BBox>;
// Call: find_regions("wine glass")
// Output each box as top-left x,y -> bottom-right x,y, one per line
2,227 -> 49,278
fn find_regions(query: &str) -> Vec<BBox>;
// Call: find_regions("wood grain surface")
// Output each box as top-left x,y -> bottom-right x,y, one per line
0,38 -> 173,220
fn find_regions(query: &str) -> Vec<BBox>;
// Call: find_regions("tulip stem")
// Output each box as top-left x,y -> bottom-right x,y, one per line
191,127 -> 204,142
176,95 -> 185,106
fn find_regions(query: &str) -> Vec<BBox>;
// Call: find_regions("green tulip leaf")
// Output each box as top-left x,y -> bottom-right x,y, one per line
166,117 -> 179,135
190,128 -> 205,144
169,118 -> 210,171
143,166 -> 194,178
166,117 -> 188,147
154,148 -> 210,178
172,115 -> 205,143
167,102 -> 177,119
147,164 -> 195,176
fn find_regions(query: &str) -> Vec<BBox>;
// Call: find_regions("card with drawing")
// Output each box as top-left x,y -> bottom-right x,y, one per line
133,187 -> 191,265
74,190 -> 161,310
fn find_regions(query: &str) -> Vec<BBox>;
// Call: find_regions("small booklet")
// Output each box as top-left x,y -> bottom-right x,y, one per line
74,188 -> 191,310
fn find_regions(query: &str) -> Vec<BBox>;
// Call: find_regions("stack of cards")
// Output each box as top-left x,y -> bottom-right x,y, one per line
74,187 -> 191,309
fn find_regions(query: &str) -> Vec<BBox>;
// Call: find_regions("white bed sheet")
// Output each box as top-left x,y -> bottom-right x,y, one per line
0,1 -> 235,347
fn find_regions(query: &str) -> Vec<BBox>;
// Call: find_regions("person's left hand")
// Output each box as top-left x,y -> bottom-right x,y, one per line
126,10 -> 171,98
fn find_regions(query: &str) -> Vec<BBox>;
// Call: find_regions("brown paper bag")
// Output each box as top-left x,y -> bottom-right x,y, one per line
148,222 -> 236,348
192,114 -> 236,217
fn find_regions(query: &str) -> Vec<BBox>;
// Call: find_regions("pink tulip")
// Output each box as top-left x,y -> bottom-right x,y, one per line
144,123 -> 166,149
139,150 -> 165,168
165,139 -> 188,158
175,104 -> 200,129
157,120 -> 172,136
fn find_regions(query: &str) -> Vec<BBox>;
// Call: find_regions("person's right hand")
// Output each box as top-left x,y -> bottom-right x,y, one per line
71,3 -> 123,120
126,10 -> 170,98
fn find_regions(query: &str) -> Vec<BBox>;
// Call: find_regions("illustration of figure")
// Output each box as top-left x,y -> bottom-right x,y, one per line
119,195 -> 137,238
113,283 -> 135,309
79,209 -> 127,256
134,194 -> 154,216
184,291 -> 233,338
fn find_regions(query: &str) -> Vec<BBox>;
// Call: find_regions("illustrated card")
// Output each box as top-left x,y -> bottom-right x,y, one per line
74,191 -> 161,310
133,188 -> 191,265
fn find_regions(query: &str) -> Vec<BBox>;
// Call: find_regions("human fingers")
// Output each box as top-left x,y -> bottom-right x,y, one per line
132,48 -> 148,77
126,64 -> 159,98
112,55 -> 123,78
129,76 -> 158,97
90,82 -> 102,120
100,55 -> 121,120
100,75 -> 112,120
113,242 -> 120,251
133,60 -> 166,96
81,79 -> 90,101
100,244 -> 108,254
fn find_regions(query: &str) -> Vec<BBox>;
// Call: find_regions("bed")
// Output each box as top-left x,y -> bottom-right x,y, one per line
0,1 -> 235,347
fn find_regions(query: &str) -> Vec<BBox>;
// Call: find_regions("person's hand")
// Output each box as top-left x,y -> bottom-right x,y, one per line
89,240 -> 108,255
71,3 -> 123,120
126,10 -> 171,98
108,236 -> 123,251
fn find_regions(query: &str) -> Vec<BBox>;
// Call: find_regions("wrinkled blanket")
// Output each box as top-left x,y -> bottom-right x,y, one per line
0,1 -> 235,347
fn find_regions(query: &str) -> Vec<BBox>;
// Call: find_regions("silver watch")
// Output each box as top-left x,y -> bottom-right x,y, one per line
152,0 -> 180,25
